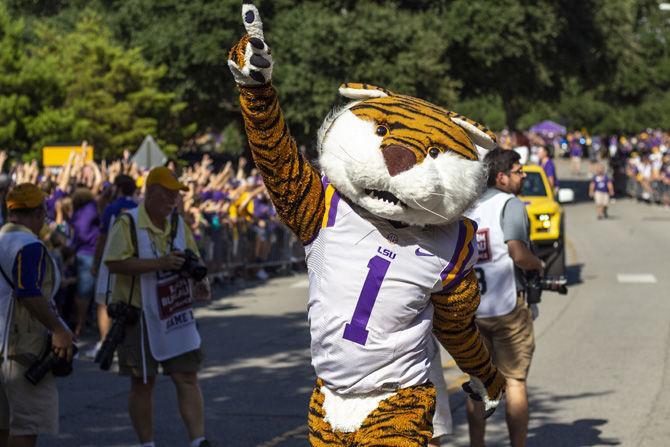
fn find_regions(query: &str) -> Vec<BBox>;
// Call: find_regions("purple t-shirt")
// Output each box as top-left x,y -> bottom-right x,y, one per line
570,142 -> 582,157
46,188 -> 68,221
211,190 -> 228,202
253,198 -> 276,218
71,201 -> 100,255
101,197 -> 138,234
541,159 -> 559,187
198,190 -> 214,201
593,175 -> 610,193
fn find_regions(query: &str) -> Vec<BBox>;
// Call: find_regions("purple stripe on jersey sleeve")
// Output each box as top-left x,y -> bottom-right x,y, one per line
440,220 -> 467,282
326,189 -> 340,227
440,238 -> 476,292
321,175 -> 330,189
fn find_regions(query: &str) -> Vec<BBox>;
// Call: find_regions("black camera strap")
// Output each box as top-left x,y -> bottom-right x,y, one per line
168,210 -> 179,252
0,262 -> 14,289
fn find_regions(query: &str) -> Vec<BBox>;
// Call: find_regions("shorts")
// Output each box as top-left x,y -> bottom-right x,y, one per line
475,296 -> 535,380
0,360 -> 58,436
117,316 -> 203,377
76,253 -> 96,299
594,191 -> 610,206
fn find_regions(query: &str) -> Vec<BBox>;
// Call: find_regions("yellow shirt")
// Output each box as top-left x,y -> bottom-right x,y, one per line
103,203 -> 199,308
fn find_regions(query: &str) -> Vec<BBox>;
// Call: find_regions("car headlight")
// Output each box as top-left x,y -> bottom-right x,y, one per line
535,213 -> 554,228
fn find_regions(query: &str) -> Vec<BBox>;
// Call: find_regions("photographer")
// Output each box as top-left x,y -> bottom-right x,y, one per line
465,149 -> 544,447
0,184 -> 74,447
86,174 -> 138,360
103,167 -> 211,447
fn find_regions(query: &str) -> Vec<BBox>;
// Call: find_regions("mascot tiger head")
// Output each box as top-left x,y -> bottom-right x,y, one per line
317,83 -> 497,226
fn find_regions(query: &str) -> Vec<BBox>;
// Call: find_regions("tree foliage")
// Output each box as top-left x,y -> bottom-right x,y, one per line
268,1 -> 460,146
2,0 -> 670,156
0,5 -> 182,159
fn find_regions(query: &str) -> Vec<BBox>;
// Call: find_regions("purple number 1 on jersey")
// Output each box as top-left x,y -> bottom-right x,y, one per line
343,255 -> 391,345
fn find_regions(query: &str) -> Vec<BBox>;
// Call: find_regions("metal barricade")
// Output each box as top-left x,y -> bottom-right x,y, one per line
197,218 -> 305,281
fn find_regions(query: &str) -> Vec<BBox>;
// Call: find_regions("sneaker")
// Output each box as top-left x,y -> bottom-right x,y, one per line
83,341 -> 102,359
195,440 -> 211,447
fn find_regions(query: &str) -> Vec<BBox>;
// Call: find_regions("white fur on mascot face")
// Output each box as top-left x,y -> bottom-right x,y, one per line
317,84 -> 497,226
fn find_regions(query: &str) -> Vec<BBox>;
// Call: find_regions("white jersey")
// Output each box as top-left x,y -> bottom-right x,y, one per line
0,229 -> 60,360
466,189 -> 517,318
306,178 -> 477,394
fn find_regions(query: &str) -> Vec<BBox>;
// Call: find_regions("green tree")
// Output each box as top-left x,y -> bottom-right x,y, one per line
26,11 -> 182,159
269,1 -> 460,146
0,3 -> 60,157
95,0 -> 244,132
444,0 -> 565,130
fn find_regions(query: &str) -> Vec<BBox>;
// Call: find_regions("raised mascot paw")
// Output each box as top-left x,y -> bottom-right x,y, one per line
227,1 -> 274,86
462,373 -> 506,419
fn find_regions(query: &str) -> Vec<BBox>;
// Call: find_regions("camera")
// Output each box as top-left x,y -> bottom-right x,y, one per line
177,249 -> 208,281
95,302 -> 140,370
24,335 -> 78,385
526,271 -> 568,305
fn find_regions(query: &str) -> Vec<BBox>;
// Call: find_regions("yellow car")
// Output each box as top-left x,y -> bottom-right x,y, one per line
519,164 -> 567,278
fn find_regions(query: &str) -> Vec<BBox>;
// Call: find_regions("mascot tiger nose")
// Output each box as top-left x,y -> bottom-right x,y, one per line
382,145 -> 417,176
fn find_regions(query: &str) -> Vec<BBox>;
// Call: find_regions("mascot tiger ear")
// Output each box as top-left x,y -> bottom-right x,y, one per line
338,83 -> 394,99
450,115 -> 497,151
339,82 -> 497,151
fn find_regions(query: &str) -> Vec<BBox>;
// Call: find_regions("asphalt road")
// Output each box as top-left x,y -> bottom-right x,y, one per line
45,162 -> 670,446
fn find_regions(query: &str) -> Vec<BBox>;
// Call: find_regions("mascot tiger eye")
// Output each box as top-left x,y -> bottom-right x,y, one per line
228,3 -> 506,445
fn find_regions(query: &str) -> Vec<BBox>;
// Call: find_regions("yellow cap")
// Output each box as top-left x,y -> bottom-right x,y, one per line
6,183 -> 46,210
145,167 -> 188,191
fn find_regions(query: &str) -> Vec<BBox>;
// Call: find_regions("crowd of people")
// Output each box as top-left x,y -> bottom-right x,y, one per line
0,127 -> 666,344
498,128 -> 670,207
0,124 -> 667,446
0,147 -> 294,352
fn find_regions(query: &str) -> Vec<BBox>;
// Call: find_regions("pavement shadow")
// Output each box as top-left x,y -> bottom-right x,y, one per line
528,418 -> 620,446
45,311 -> 315,447
566,263 -> 584,286
527,388 -> 620,446
194,311 -> 315,446
448,387 -> 619,447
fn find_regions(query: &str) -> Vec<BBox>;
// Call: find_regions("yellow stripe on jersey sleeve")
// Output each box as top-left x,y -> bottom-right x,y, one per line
321,185 -> 335,228
441,219 -> 476,288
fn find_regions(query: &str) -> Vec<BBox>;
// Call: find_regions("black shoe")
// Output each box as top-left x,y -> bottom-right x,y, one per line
196,440 -> 211,447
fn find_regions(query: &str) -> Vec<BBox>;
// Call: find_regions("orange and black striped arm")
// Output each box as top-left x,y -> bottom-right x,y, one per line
238,84 -> 325,244
431,270 -> 506,398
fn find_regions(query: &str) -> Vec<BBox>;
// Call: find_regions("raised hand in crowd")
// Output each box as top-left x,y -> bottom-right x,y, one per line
0,150 -> 7,171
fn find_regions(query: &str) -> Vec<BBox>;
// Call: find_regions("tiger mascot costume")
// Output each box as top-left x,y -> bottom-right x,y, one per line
228,2 -> 505,445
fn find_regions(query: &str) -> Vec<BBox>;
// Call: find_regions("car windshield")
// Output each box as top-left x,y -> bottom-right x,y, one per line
521,172 -> 547,197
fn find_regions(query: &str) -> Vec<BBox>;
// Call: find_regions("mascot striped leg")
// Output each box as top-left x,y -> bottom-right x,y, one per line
308,380 -> 435,446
